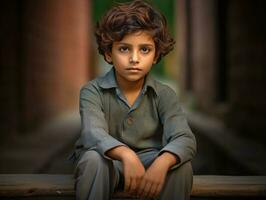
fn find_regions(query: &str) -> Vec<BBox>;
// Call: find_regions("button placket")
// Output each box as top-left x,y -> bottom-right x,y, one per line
127,116 -> 133,125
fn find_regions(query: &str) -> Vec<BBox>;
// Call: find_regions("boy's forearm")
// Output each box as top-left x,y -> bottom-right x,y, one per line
106,145 -> 135,161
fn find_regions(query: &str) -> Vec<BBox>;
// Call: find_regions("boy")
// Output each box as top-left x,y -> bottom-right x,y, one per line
73,0 -> 196,199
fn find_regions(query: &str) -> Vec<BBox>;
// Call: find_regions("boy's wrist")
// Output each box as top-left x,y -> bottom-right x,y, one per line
157,151 -> 179,169
106,145 -> 135,161
120,147 -> 137,162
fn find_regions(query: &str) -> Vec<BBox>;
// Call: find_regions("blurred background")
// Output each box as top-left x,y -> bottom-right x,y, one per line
0,0 -> 266,176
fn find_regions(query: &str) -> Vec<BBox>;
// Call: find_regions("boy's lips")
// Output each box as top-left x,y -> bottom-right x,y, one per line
125,67 -> 142,71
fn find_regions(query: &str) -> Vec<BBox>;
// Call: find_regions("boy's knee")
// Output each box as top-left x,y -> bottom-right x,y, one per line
75,150 -> 106,175
177,161 -> 193,177
80,150 -> 103,165
170,161 -> 193,185
84,150 -> 103,162
161,162 -> 193,199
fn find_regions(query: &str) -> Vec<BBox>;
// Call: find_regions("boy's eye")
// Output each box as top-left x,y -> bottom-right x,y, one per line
119,46 -> 129,53
140,47 -> 151,54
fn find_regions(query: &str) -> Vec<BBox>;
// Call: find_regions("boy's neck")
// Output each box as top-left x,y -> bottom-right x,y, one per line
115,71 -> 145,93
115,73 -> 145,107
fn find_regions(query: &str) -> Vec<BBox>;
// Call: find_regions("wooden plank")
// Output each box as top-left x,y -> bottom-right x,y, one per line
0,174 -> 74,197
192,175 -> 266,197
0,174 -> 266,197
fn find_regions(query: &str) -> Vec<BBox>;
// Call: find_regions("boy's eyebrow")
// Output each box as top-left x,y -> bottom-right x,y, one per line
117,42 -> 155,47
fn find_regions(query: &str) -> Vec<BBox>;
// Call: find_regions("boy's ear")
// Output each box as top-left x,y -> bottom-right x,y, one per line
105,52 -> 112,63
153,55 -> 159,64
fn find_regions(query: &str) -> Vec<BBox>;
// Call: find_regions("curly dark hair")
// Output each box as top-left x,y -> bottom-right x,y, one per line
94,0 -> 175,64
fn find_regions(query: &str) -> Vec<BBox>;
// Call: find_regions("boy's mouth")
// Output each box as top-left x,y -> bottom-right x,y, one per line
125,67 -> 142,72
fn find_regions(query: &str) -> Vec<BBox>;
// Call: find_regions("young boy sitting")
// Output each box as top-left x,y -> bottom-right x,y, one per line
73,0 -> 197,199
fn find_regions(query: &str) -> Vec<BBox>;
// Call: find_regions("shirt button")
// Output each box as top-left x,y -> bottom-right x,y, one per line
127,116 -> 133,125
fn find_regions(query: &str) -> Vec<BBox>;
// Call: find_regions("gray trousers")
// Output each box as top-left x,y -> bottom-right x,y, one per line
74,149 -> 193,200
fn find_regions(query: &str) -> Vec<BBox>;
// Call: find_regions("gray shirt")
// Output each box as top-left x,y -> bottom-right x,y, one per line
75,68 -> 196,166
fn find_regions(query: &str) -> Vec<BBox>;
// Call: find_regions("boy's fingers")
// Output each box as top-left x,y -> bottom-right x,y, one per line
129,178 -> 137,194
124,177 -> 131,192
149,183 -> 158,198
140,181 -> 152,199
137,178 -> 146,196
154,183 -> 163,197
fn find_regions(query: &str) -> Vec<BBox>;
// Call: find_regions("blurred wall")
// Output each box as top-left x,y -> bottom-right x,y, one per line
177,0 -> 266,142
226,1 -> 266,139
0,0 -> 91,137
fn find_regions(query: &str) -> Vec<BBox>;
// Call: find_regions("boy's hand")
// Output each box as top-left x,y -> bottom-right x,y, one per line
137,151 -> 177,199
121,150 -> 145,195
106,146 -> 145,195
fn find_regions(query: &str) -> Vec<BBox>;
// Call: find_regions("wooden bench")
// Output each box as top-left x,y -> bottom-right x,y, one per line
0,174 -> 266,199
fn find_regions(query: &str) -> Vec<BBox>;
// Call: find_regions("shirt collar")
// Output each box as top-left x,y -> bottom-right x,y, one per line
142,73 -> 159,96
98,67 -> 159,96
97,67 -> 118,89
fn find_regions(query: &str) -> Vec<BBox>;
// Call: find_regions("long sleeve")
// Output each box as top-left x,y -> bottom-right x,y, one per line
157,86 -> 197,166
77,82 -> 125,158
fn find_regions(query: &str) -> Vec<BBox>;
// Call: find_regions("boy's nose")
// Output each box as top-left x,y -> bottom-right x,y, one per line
130,51 -> 139,64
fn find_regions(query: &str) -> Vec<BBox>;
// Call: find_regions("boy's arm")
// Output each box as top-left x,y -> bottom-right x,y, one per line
137,87 -> 196,199
77,83 -> 126,158
157,86 -> 197,168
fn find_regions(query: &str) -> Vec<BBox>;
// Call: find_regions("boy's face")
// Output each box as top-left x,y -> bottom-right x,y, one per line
105,31 -> 157,85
